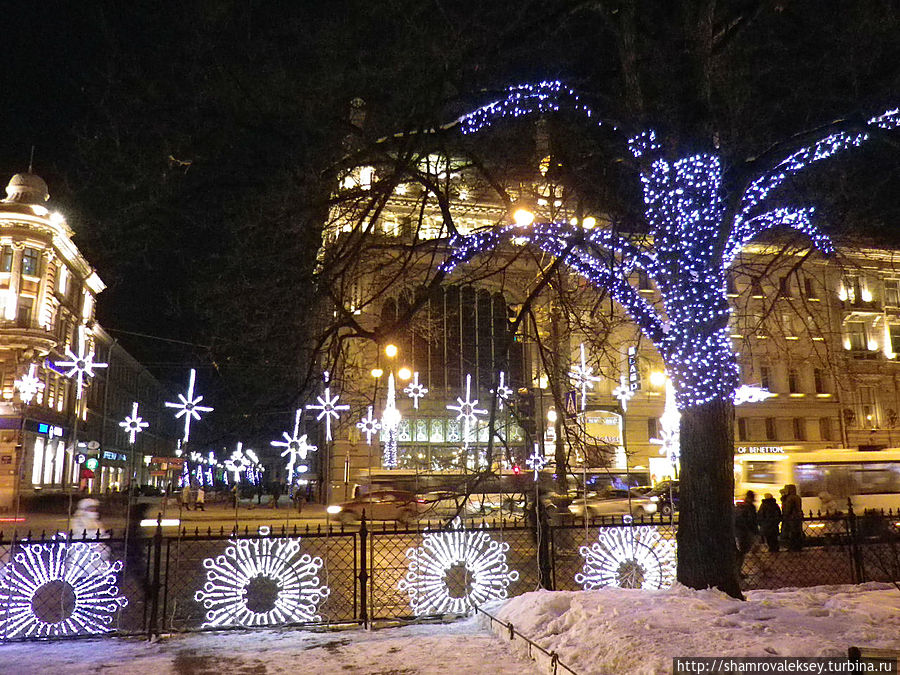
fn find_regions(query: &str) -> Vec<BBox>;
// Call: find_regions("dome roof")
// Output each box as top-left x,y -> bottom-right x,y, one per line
4,173 -> 50,204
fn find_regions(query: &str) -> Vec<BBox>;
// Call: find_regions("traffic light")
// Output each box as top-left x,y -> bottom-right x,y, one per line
513,388 -> 537,438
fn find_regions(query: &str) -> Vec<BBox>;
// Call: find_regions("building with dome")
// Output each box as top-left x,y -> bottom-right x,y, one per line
0,172 -> 176,512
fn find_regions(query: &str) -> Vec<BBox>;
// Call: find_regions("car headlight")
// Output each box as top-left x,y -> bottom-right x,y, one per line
326,505 -> 343,514
650,496 -> 659,503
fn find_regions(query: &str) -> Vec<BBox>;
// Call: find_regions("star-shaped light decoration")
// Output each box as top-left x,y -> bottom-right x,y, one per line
14,363 -> 45,405
271,408 -> 318,478
612,375 -> 635,412
165,369 -> 213,443
119,401 -> 149,444
356,405 -> 382,444
446,373 -> 487,443
526,444 -> 548,481
403,371 -> 428,409
491,371 -> 513,410
224,442 -> 257,484
382,373 -> 402,468
306,373 -> 350,442
568,343 -> 601,411
54,325 -> 107,400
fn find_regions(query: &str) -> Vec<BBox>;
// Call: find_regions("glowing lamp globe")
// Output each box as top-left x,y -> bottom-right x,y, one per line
513,208 -> 535,227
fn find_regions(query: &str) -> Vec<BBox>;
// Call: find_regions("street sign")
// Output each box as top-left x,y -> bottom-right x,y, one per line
85,457 -> 99,471
565,390 -> 577,417
87,440 -> 100,450
75,453 -> 87,465
627,346 -> 641,391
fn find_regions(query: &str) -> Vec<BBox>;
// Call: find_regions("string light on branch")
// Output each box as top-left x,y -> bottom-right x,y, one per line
165,369 -> 213,443
14,363 -> 45,404
398,518 -> 519,616
356,405 -> 381,445
54,325 -> 107,401
119,401 -> 149,444
306,372 -> 349,442
403,371 -> 428,409
194,529 -> 329,628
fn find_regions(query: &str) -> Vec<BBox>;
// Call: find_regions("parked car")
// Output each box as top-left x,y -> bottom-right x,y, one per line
648,480 -> 679,516
327,490 -> 426,524
566,487 -> 658,518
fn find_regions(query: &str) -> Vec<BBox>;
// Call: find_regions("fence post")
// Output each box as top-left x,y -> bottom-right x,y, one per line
537,499 -> 553,590
147,513 -> 163,640
846,499 -> 865,583
359,510 -> 368,628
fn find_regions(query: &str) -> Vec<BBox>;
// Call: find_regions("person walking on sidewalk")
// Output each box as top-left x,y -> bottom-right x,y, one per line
757,493 -> 782,552
734,490 -> 759,576
181,483 -> 192,511
195,486 -> 206,511
271,482 -> 282,509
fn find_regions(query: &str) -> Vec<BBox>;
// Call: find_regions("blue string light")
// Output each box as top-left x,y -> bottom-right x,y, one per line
442,83 -> 898,410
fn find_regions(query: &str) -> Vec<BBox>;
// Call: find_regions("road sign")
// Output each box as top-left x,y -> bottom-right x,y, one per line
565,390 -> 577,417
87,440 -> 100,450
75,453 -> 87,465
85,457 -> 100,471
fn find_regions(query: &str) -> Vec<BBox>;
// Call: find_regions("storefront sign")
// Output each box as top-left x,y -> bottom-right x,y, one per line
736,446 -> 784,454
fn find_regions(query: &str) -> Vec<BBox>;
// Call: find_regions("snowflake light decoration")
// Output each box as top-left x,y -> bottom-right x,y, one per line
650,379 -> 681,466
0,539 -> 128,638
306,375 -> 349,442
612,376 -> 635,412
490,371 -> 513,410
569,343 -> 601,411
14,363 -> 45,405
194,529 -> 330,628
525,444 -> 547,481
356,405 -> 381,444
272,408 -> 318,477
446,374 -> 487,443
403,371 -> 428,409
165,369 -> 213,443
576,526 -> 676,590
54,325 -> 107,400
119,401 -> 149,444
398,518 -> 519,616
224,442 -> 257,484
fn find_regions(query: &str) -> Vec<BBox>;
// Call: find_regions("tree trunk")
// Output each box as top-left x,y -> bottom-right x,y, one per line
676,397 -> 742,599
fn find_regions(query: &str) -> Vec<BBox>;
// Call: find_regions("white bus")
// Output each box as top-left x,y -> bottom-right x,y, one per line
734,448 -> 900,513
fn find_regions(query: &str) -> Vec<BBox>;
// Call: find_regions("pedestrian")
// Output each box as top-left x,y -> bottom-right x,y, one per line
181,483 -> 192,511
757,492 -> 782,553
293,487 -> 303,514
781,484 -> 804,551
70,498 -> 110,539
195,486 -> 206,511
734,490 -> 758,576
231,483 -> 239,509
256,480 -> 264,505
271,482 -> 282,509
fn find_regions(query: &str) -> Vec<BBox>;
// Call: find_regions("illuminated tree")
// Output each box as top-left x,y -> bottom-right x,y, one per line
441,82 -> 899,597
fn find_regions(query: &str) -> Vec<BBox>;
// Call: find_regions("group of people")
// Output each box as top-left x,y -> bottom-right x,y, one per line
734,485 -> 804,573
179,484 -> 206,511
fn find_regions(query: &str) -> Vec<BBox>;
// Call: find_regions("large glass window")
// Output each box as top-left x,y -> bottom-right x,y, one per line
31,436 -> 44,486
764,417 -> 776,441
846,321 -> 867,351
21,247 -> 40,277
788,369 -> 800,394
744,461 -> 777,483
885,280 -> 900,307
819,417 -> 833,442
0,246 -> 12,273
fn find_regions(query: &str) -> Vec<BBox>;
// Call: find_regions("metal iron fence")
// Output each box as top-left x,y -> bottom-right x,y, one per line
0,507 -> 897,642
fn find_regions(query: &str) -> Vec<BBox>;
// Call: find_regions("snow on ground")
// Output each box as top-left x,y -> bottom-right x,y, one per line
486,582 -> 900,675
0,618 -> 539,675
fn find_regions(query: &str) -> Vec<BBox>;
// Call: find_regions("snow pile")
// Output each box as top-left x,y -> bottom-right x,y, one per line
485,582 -> 900,675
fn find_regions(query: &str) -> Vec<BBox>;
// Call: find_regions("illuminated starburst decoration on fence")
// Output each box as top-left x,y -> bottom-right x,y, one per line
403,371 -> 428,409
490,371 -> 513,410
306,373 -> 349,442
576,526 -> 676,591
54,325 -> 107,400
272,408 -> 317,477
0,539 -> 128,638
194,528 -> 329,628
14,363 -> 45,404
165,369 -> 213,443
398,518 -> 519,616
569,343 -> 601,411
356,405 -> 381,444
446,374 -> 487,443
119,401 -> 149,444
